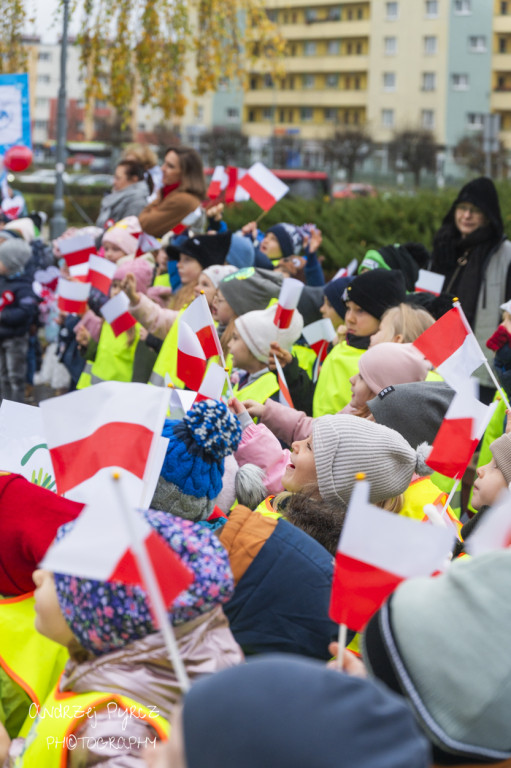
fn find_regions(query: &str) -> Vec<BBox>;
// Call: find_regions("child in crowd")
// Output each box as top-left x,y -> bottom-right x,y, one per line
101,216 -> 142,263
486,299 -> 511,400
369,302 -> 435,346
471,432 -> 511,512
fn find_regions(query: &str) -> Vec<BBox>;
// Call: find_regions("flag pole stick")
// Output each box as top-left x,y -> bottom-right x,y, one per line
336,623 -> 348,671
441,476 -> 459,518
255,209 -> 269,225
483,360 -> 511,410
112,473 -> 191,693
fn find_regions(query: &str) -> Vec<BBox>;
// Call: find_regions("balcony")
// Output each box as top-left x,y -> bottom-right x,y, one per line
492,54 -> 511,71
249,55 -> 369,74
492,91 -> 511,110
280,20 -> 370,39
494,16 -> 511,33
244,88 -> 367,107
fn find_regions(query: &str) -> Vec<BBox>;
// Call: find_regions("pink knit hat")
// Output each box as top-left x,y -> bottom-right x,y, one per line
114,258 -> 153,295
358,342 -> 430,395
102,216 -> 141,256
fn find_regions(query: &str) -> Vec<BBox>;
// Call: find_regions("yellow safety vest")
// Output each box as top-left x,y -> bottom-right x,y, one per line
0,595 -> 68,735
88,322 -> 141,385
254,495 -> 283,520
16,676 -> 169,767
153,273 -> 171,288
233,371 -> 280,406
401,477 -> 462,537
312,341 -> 365,417
75,361 -> 92,390
292,345 -> 316,377
150,309 -> 186,388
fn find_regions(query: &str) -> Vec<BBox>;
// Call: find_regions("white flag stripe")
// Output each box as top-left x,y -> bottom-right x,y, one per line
182,293 -> 212,332
339,481 -> 455,577
244,162 -> 289,200
198,362 -> 227,400
465,490 -> 511,556
69,263 -> 90,278
168,389 -> 197,419
178,320 -> 206,360
415,269 -> 445,295
437,334 -> 487,388
89,254 -> 117,279
40,381 -> 168,448
58,233 -> 96,256
101,291 -> 131,324
303,318 -> 337,346
57,279 -> 91,301
140,436 -> 170,511
181,206 -> 203,226
278,277 -> 304,310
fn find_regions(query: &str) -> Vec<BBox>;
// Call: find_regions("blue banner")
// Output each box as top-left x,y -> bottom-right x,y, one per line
0,73 -> 31,154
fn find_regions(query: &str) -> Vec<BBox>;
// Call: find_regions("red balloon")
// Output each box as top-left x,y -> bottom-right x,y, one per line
4,145 -> 33,172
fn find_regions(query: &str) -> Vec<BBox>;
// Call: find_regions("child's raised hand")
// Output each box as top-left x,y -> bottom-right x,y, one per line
240,221 -> 257,237
121,273 -> 140,305
75,325 -> 91,346
242,398 -> 264,420
227,396 -> 246,416
327,642 -> 367,678
308,227 -> 322,253
268,341 -> 293,370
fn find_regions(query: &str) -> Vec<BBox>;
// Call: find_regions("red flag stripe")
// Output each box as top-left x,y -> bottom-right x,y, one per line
173,223 -> 186,235
274,306 -> 294,329
58,297 -> 87,314
177,350 -> 207,391
224,166 -> 238,204
329,552 -> 404,631
111,312 -> 137,337
89,271 -> 112,295
196,325 -> 221,358
239,175 -> 277,211
413,308 -> 468,367
50,421 -> 154,495
426,417 -> 478,478
62,247 -> 95,268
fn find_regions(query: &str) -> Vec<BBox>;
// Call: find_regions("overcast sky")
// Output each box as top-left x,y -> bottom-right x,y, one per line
26,0 -> 81,43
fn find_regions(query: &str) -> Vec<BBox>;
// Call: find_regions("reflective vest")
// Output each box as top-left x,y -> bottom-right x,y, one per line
153,273 -> 170,288
292,345 -> 316,377
150,309 -> 185,387
75,361 -> 92,390
16,676 -> 169,767
254,495 -> 282,520
88,322 -> 140,385
401,477 -> 462,537
233,371 -> 279,405
312,342 -> 364,417
0,594 -> 69,736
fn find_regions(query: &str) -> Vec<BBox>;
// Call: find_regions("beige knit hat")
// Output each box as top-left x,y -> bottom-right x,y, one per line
490,433 -> 511,486
312,414 -> 432,504
235,304 -> 304,363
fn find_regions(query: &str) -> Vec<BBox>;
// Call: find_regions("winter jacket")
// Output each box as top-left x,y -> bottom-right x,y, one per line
95,181 -> 149,228
138,187 -> 202,238
0,274 -> 38,341
129,292 -> 179,340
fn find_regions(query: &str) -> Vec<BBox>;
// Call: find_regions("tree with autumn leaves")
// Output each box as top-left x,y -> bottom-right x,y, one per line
0,0 -> 284,125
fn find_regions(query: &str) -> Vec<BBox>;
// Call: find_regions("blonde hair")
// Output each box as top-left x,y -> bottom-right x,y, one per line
378,494 -> 404,514
220,315 -> 237,358
381,303 -> 435,343
170,282 -> 197,312
122,143 -> 158,170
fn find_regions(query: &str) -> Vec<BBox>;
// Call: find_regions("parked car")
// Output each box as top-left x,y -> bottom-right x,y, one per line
332,182 -> 377,199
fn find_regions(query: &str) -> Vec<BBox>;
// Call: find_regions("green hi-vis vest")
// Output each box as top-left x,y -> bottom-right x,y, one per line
83,323 -> 140,386
0,594 -> 69,738
312,341 -> 365,417
401,477 -> 462,538
292,344 -> 316,377
153,273 -> 170,288
254,495 -> 282,520
233,371 -> 280,406
16,676 -> 169,767
149,309 -> 185,388
75,361 -> 92,390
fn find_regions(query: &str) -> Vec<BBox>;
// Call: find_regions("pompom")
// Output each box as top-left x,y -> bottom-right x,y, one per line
184,399 -> 242,460
235,463 -> 267,509
415,442 -> 433,477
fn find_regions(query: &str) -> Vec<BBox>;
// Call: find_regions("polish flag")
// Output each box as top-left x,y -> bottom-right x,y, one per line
413,303 -> 486,390
195,362 -> 227,403
68,262 -> 90,282
331,259 -> 358,280
39,382 -> 169,505
415,269 -> 445,296
274,277 -> 303,329
100,291 -> 137,337
41,486 -> 194,608
181,293 -> 222,358
59,233 -> 97,268
426,382 -> 497,479
177,320 -> 207,391
168,388 -> 196,420
136,232 -> 160,257
329,480 -> 455,631
238,162 -> 289,211
303,318 -> 336,361
234,169 -> 250,202
274,355 -> 294,408
172,206 -> 204,235
88,254 -> 116,294
465,490 -> 511,556
207,166 -> 226,200
223,166 -> 240,204
57,278 -> 91,314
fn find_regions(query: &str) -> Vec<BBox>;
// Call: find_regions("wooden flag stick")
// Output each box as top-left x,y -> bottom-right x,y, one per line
336,623 -> 348,672
483,360 -> 511,410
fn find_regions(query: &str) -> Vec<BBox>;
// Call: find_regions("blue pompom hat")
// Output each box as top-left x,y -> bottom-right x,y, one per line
151,399 -> 242,521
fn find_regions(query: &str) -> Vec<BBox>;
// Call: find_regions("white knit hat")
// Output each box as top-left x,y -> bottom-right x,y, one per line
312,414 -> 432,504
235,304 -> 304,363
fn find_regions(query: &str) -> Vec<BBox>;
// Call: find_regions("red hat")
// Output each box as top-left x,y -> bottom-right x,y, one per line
0,473 -> 83,596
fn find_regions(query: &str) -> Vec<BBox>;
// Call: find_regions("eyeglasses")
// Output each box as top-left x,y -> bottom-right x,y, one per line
456,203 -> 484,216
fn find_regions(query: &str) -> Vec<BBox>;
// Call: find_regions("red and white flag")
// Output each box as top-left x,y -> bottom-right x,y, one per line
331,259 -> 358,281
195,362 -> 227,403
329,480 -> 455,631
465,490 -> 511,556
88,254 -> 116,295
177,320 -> 207,391
207,166 -> 227,200
136,232 -> 160,257
274,355 -> 294,408
57,278 -> 91,314
168,388 -> 196,420
233,168 -> 250,203
274,277 -> 303,329
238,162 -> 289,212
172,206 -> 204,235
39,382 -> 169,505
1,195 -> 25,220
415,269 -> 445,296
41,486 -> 194,608
413,303 -> 486,390
181,293 -> 222,359
100,291 -> 137,337
59,232 -> 97,268
303,318 -> 336,361
426,382 -> 497,479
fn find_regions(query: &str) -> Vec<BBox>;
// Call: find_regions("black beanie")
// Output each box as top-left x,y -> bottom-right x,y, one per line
345,269 -> 406,320
377,244 -> 430,292
166,232 -> 232,270
323,276 -> 355,319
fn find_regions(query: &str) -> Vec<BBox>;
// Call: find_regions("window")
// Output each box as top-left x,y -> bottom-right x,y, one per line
137,123 -> 146,131
422,72 -> 436,91
382,108 -> 394,127
248,110 -> 255,122
354,75 -> 361,89
502,2 -> 509,14
218,77 -> 229,91
303,74 -> 315,88
424,36 -> 437,55
264,74 -> 274,87
467,112 -> 484,130
383,72 -> 396,91
499,37 -> 507,53
263,107 -> 274,120
384,36 -> 397,55
324,107 -> 337,121
356,42 -> 362,54
454,0 -> 471,13
34,119 -> 48,130
195,105 -> 204,121
279,109 -> 285,123
288,109 -> 294,121
421,109 -> 435,129
35,97 -> 48,107
327,40 -> 340,55
425,0 -> 438,17
300,107 -> 313,121
326,73 -> 339,87
226,107 -> 239,122
37,51 -> 52,61
386,2 -> 398,20
469,36 -> 486,52
328,7 -> 341,20
304,41 -> 317,55
452,73 -> 469,90
289,75 -> 295,89
305,8 -> 318,23
357,7 -> 363,18
250,76 -> 257,89
37,74 -> 50,83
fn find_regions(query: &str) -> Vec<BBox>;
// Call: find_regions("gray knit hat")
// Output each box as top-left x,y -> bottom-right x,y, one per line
219,267 -> 283,316
235,304 -> 304,363
0,239 -> 31,275
490,433 -> 511,486
363,551 -> 511,763
368,381 -> 456,449
312,414 -> 432,504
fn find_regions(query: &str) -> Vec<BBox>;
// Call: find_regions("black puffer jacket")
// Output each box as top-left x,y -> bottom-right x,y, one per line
0,273 -> 39,340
